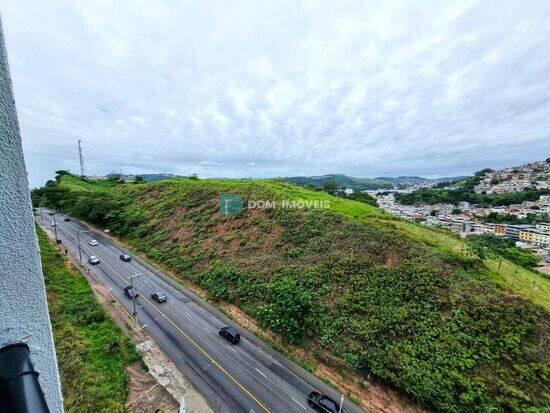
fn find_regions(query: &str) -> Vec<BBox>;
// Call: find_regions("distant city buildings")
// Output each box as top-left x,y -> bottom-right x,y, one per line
370,160 -> 550,258
474,160 -> 549,194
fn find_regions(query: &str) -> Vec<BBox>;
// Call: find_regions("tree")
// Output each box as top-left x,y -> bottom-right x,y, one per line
304,183 -> 321,191
347,191 -> 377,206
134,175 -> 144,183
323,180 -> 338,195
258,277 -> 314,343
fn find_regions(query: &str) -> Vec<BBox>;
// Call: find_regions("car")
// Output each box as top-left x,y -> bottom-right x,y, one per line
124,286 -> 139,299
63,217 -> 70,221
307,391 -> 339,413
88,256 -> 100,265
88,239 -> 99,246
48,211 -> 54,215
151,292 -> 167,303
50,221 -> 57,226
218,326 -> 240,344
119,254 -> 131,262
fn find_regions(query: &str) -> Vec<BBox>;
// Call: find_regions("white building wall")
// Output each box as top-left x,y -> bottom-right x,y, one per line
0,17 -> 63,412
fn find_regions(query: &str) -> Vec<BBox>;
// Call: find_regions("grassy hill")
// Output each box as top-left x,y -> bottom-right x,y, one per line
34,173 -> 549,412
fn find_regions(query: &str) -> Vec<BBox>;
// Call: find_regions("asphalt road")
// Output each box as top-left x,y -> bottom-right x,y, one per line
39,209 -> 363,413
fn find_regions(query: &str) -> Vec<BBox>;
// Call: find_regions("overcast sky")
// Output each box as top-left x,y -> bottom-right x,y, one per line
2,1 -> 550,188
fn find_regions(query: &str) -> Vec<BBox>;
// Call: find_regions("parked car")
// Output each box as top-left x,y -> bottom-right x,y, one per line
307,391 -> 339,413
63,217 -> 70,221
119,254 -> 131,262
124,286 -> 139,299
151,291 -> 167,303
218,326 -> 240,344
88,256 -> 100,265
88,239 -> 99,246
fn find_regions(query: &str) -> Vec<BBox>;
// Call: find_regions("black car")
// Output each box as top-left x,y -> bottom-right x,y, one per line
151,291 -> 167,303
218,326 -> 240,344
307,391 -> 339,413
119,254 -> 131,262
63,217 -> 70,221
124,286 -> 139,299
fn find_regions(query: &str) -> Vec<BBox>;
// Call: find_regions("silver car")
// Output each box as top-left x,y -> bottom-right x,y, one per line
88,256 -> 100,265
88,239 -> 99,246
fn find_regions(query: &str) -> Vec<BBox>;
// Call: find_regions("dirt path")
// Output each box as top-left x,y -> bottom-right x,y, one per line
89,282 -> 213,413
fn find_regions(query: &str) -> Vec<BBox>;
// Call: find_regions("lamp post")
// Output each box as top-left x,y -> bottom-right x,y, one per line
76,230 -> 90,263
52,213 -> 58,243
128,273 -> 142,325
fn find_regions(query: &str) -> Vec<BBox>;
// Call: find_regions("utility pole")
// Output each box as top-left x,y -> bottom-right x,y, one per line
338,394 -> 344,413
128,273 -> 142,326
78,139 -> 85,177
76,230 -> 90,264
52,213 -> 58,243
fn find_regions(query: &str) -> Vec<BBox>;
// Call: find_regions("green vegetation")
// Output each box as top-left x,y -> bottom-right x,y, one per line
466,234 -> 540,269
395,168 -> 550,207
37,226 -> 140,412
396,186 -> 549,206
33,173 -> 550,412
483,212 -> 550,225
285,173 -> 434,190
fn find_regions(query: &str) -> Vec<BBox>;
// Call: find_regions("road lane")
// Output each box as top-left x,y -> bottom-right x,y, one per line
39,210 -> 320,413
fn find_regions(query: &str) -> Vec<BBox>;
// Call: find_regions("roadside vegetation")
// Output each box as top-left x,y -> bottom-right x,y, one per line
37,226 -> 140,412
33,172 -> 550,412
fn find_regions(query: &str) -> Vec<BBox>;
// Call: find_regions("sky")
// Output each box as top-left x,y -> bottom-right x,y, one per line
1,0 -> 550,188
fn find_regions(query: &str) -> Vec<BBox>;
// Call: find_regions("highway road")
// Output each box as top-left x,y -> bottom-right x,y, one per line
38,210 -> 363,413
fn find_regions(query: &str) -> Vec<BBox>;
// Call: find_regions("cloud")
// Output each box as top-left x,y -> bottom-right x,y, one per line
1,0 -> 549,187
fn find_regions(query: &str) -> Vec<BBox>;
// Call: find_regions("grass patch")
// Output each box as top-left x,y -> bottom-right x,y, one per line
38,226 -> 140,412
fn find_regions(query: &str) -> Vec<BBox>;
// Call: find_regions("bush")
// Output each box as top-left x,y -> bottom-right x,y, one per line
258,277 -> 315,343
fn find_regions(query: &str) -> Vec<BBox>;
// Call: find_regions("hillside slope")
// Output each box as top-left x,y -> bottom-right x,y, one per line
34,174 -> 549,412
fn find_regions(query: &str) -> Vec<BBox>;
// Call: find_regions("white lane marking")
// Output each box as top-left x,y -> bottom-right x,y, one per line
52,217 -> 308,411
292,397 -> 307,410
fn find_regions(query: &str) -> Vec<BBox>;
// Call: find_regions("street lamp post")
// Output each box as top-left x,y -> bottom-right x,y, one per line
76,230 -> 90,264
52,213 -> 58,243
128,273 -> 142,326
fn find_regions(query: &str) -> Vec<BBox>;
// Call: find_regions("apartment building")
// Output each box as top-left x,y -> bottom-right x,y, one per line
536,222 -> 550,232
532,231 -> 550,247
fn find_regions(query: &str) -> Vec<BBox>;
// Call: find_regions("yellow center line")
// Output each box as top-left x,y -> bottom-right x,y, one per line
56,219 -> 272,413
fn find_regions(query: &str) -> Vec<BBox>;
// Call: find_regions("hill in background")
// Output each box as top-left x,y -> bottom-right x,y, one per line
285,174 -> 467,190
33,173 -> 549,412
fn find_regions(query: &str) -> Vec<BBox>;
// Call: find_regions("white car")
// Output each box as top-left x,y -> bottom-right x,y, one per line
88,256 -> 100,265
50,221 -> 57,226
88,239 -> 99,246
